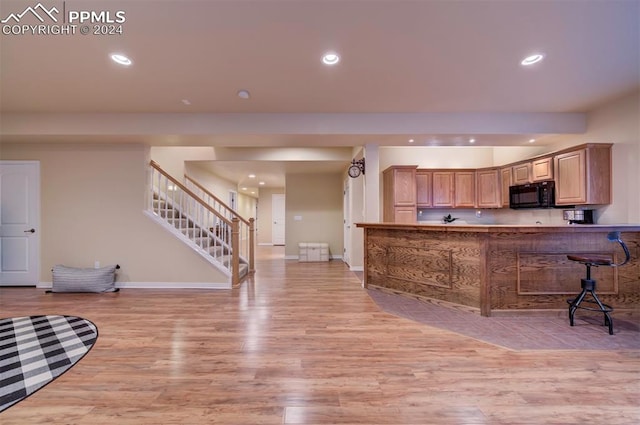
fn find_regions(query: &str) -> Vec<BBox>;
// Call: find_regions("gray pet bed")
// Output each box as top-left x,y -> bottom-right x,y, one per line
50,264 -> 119,293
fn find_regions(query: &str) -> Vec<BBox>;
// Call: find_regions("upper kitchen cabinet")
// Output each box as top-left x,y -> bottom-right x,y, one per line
416,169 -> 432,208
432,171 -> 455,208
554,144 -> 612,205
512,162 -> 531,185
418,169 -> 476,208
454,171 -> 476,208
500,166 -> 512,207
383,165 -> 417,223
476,168 -> 501,208
531,157 -> 553,182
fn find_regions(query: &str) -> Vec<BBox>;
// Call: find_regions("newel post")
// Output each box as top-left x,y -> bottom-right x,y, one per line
231,217 -> 240,286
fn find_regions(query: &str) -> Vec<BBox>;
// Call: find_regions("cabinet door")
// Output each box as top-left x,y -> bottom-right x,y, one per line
500,167 -> 512,207
454,171 -> 476,208
394,207 -> 417,223
392,168 -> 417,206
532,157 -> 553,181
432,172 -> 454,207
476,169 -> 500,208
512,163 -> 531,185
416,170 -> 432,207
555,150 -> 586,204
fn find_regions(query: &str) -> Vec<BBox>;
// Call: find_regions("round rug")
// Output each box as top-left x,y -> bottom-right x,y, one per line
0,315 -> 98,412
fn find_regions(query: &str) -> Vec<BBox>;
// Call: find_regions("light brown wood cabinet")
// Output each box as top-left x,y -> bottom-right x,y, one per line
476,168 -> 501,208
500,167 -> 512,207
512,162 -> 531,184
383,166 -> 417,222
420,170 -> 476,208
416,170 -> 432,207
382,143 -> 611,221
454,171 -> 476,208
531,157 -> 553,181
554,144 -> 611,205
431,171 -> 454,207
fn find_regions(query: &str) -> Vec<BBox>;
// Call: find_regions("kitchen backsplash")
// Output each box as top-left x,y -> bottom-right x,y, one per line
416,208 -> 598,225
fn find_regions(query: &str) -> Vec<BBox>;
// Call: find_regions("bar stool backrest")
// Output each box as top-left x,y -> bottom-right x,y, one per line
606,231 -> 631,267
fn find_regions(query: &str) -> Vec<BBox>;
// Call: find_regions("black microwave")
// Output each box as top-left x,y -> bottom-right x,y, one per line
509,181 -> 556,209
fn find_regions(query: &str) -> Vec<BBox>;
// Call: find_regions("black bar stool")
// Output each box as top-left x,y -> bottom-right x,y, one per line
567,231 -> 630,335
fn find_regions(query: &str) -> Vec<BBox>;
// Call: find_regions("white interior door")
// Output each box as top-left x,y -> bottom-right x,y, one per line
0,161 -> 40,286
272,194 -> 285,246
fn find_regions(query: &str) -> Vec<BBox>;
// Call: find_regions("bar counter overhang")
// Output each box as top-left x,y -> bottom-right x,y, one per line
356,223 -> 640,316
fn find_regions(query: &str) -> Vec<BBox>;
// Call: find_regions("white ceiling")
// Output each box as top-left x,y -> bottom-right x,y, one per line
1,0 -> 638,189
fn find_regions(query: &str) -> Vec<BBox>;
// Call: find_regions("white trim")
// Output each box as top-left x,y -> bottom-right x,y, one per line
349,266 -> 364,272
330,254 -> 343,260
284,255 -> 298,260
38,281 -> 231,290
258,242 -> 274,246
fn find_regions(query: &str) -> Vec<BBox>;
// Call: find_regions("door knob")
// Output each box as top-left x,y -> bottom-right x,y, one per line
24,228 -> 35,233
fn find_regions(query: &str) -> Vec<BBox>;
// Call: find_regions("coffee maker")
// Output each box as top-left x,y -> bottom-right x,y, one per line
563,209 -> 595,224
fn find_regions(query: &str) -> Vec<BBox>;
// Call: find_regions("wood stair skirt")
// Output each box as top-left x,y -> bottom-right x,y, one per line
152,197 -> 249,281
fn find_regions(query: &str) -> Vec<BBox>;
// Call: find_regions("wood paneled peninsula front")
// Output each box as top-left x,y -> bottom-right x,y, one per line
356,223 -> 640,316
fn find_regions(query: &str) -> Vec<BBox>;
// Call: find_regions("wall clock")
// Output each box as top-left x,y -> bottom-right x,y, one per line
348,158 -> 365,178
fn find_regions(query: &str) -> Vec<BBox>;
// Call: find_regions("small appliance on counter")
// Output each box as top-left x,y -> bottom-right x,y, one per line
563,209 -> 595,224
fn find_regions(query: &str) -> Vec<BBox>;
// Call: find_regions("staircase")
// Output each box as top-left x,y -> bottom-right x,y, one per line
146,161 -> 253,286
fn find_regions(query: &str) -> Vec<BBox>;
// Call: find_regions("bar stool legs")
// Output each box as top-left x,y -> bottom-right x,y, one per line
566,232 -> 631,336
567,264 -> 614,335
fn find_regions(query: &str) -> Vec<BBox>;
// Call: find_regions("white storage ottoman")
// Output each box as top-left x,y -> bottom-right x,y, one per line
298,242 -> 329,262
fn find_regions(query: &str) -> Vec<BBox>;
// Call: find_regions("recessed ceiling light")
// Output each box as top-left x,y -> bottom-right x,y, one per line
248,174 -> 256,178
521,54 -> 544,66
242,187 -> 248,190
408,139 -> 415,143
469,138 -> 476,144
529,139 -> 536,143
259,181 -> 265,186
237,89 -> 250,99
322,52 -> 340,65
181,99 -> 191,106
110,53 -> 132,66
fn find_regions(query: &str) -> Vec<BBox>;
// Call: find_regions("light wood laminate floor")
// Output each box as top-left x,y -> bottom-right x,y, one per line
1,246 -> 638,424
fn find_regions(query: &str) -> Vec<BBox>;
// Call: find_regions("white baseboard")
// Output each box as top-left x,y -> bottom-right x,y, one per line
38,281 -> 231,290
349,266 -> 364,272
284,255 -> 298,260
258,243 -> 274,246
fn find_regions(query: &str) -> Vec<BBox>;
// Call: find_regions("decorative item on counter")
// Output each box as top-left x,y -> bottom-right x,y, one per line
443,214 -> 458,223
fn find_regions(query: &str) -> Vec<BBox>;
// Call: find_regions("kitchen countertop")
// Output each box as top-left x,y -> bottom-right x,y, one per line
355,222 -> 640,233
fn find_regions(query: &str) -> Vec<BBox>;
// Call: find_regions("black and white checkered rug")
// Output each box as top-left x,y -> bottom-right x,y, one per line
0,315 -> 98,412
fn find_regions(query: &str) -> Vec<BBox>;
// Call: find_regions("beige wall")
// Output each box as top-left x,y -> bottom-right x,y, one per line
184,162 -> 257,221
1,143 -> 228,284
374,91 -> 640,225
284,173 -> 344,258
150,146 -> 215,179
538,90 -> 640,224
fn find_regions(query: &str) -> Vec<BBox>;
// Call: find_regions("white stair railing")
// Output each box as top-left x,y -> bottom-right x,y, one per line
184,175 -> 255,274
147,161 -> 245,285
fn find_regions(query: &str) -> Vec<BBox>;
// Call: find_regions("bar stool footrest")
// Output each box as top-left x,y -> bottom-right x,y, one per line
566,298 -> 614,313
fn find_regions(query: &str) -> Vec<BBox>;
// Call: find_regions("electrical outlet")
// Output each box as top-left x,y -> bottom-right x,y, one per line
94,261 -> 100,269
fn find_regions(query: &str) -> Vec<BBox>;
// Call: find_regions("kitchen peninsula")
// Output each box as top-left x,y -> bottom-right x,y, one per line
356,223 -> 640,316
